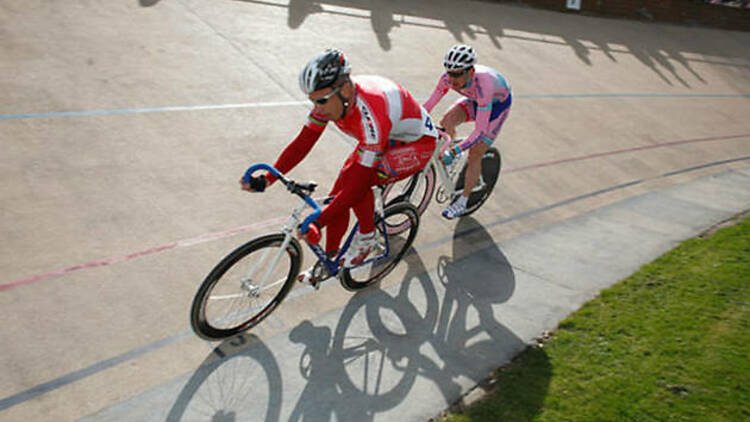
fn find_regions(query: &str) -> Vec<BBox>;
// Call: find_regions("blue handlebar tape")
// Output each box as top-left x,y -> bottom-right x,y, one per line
300,203 -> 321,234
243,163 -> 282,184
243,164 -> 321,234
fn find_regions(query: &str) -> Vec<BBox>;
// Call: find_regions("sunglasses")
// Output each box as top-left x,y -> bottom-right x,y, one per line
447,69 -> 468,78
311,86 -> 341,105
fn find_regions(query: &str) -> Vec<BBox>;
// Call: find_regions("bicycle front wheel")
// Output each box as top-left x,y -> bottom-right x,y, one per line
190,234 -> 302,340
340,202 -> 419,291
455,147 -> 501,216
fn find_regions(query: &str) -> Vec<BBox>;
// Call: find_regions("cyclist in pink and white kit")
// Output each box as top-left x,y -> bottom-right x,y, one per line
423,44 -> 512,219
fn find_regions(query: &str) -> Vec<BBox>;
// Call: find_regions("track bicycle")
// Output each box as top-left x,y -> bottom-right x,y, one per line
190,164 -> 420,340
383,128 -> 501,234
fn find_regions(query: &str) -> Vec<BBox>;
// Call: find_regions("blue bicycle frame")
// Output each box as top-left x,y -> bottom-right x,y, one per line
244,163 -> 392,279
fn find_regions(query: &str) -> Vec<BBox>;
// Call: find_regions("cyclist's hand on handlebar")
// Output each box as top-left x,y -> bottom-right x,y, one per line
441,147 -> 460,166
240,174 -> 267,192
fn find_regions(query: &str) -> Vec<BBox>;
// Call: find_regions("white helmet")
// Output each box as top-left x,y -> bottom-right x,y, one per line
443,44 -> 477,71
298,48 -> 351,95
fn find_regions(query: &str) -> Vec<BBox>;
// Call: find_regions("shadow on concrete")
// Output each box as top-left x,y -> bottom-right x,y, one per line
284,253 -> 435,421
284,216 -> 550,419
166,334 -> 283,422
161,217 -> 549,420
232,0 -> 750,87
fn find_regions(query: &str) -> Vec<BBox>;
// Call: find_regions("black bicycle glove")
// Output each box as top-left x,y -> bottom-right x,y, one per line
248,174 -> 267,192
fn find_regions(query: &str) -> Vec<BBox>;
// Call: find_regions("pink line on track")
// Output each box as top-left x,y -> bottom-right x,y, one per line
2,133 -> 748,293
0,217 -> 287,292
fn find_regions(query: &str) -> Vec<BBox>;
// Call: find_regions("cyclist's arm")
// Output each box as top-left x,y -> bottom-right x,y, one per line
422,76 -> 450,113
266,114 -> 327,185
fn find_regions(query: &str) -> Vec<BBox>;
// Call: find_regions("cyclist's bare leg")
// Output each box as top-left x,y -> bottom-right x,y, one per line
439,106 -> 467,140
462,141 -> 489,198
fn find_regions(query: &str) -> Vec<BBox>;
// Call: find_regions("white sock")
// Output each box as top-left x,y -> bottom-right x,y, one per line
456,195 -> 468,207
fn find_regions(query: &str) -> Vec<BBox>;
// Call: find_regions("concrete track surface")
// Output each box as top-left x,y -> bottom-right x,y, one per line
1,1 -> 749,421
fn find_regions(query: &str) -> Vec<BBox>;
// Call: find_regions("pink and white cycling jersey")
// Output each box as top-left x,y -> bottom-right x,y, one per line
423,64 -> 512,151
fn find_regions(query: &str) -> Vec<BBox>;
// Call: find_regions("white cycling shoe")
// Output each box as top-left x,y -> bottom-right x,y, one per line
442,196 -> 468,219
297,270 -> 320,290
297,251 -> 338,290
341,231 -> 377,268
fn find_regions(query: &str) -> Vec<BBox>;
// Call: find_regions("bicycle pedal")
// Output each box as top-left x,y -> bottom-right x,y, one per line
297,272 -> 323,290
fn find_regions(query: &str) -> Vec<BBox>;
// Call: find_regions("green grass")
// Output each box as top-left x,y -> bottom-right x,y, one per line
442,215 -> 750,422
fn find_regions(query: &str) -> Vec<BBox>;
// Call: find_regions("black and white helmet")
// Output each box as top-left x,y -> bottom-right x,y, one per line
443,44 -> 477,71
298,48 -> 351,94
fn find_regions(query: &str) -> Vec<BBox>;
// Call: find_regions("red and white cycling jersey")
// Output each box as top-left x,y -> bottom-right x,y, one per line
305,75 -> 438,168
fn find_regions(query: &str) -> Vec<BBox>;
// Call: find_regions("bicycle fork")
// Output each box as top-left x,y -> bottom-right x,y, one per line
242,201 -> 307,295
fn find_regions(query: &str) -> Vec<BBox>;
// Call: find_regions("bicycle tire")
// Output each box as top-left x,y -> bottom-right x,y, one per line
382,164 -> 435,234
454,147 -> 501,216
339,202 -> 419,291
190,234 -> 302,340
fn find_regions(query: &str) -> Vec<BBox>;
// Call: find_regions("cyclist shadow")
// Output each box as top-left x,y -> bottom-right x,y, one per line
287,217 -> 551,419
286,256 -> 435,421
165,334 -> 283,422
285,249 -> 441,421
434,216 -> 519,368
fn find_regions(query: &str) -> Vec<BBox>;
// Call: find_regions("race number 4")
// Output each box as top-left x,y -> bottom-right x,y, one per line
425,116 -> 434,131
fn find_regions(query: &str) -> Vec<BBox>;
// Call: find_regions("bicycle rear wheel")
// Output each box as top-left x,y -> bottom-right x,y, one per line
190,234 -> 302,340
340,202 -> 419,291
454,147 -> 501,216
382,165 -> 435,234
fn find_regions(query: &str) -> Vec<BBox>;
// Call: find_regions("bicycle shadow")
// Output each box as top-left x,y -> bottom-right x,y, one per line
284,249 -> 435,421
164,219 -> 550,421
286,217 -> 551,419
165,334 -> 283,422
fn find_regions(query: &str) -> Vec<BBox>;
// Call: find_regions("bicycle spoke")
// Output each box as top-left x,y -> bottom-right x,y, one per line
341,202 -> 419,289
258,245 -> 288,289
206,277 -> 287,301
243,245 -> 273,285
192,234 -> 300,338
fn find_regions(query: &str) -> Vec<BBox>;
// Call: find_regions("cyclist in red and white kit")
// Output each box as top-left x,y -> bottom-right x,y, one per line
242,49 -> 437,285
